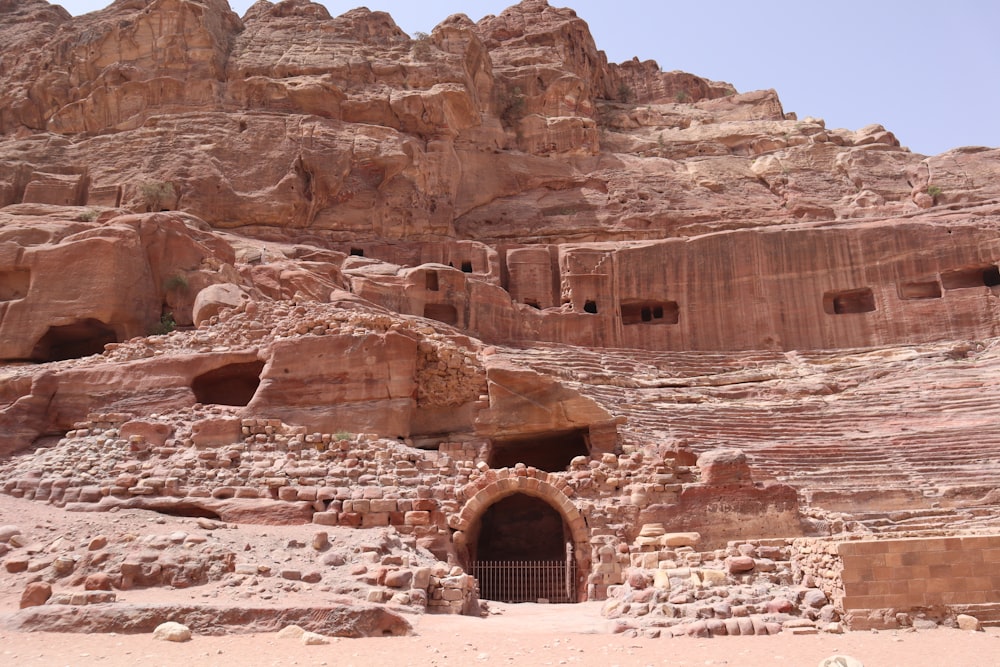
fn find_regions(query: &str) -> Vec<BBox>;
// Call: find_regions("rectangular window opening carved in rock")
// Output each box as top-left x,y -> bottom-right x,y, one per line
823,288 -> 876,315
940,265 -> 1000,290
621,300 -> 679,325
898,280 -> 942,300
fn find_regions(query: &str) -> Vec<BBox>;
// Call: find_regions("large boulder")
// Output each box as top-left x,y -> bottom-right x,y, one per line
697,448 -> 753,486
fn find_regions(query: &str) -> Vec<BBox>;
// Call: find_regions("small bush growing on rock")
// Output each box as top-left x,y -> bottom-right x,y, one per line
411,31 -> 432,61
77,208 -> 99,222
138,181 -> 176,212
927,184 -> 943,199
674,89 -> 689,103
152,312 -> 176,335
618,82 -> 634,103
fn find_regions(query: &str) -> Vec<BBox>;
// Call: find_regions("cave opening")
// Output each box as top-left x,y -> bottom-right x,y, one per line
487,429 -> 589,472
30,319 -> 118,362
621,300 -> 680,325
191,361 -> 265,406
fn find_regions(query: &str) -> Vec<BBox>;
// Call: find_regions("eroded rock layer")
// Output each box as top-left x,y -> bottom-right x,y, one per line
1,0 -> 999,630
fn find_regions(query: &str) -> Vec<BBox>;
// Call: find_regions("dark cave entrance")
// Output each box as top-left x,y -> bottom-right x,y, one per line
30,319 -> 118,362
487,429 -> 589,472
470,493 -> 577,603
191,361 -> 265,406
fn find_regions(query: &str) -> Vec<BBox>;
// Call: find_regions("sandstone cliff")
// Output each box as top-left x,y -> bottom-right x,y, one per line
1,0 -> 1000,614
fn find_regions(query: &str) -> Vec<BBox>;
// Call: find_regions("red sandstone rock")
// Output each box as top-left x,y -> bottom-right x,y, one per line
697,449 -> 753,486
725,556 -> 755,574
19,581 -> 51,608
0,0 -> 998,631
6,602 -> 411,637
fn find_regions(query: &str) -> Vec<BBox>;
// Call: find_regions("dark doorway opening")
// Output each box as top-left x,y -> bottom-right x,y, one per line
621,300 -> 680,325
191,361 -> 265,406
583,300 -> 598,314
471,494 -> 577,603
30,319 -> 118,362
488,429 -> 589,472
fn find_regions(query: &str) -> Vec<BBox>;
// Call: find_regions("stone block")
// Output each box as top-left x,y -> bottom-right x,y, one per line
313,512 -> 339,526
404,511 -> 431,526
370,499 -> 397,513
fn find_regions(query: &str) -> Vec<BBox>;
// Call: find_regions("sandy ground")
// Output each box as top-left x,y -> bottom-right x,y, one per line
0,601 -> 998,667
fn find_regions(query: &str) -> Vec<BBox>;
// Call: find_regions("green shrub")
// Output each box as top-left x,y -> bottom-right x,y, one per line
927,184 -> 943,199
77,208 -> 99,222
152,312 -> 176,335
674,89 -> 689,103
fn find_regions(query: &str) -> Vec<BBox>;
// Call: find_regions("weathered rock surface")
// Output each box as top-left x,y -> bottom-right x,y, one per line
6,602 -> 412,637
1,0 -> 999,631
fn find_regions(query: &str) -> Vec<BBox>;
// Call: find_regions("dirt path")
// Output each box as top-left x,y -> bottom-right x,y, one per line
1,601 -> 998,667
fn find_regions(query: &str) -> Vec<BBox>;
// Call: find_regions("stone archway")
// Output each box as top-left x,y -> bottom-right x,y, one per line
450,469 -> 591,602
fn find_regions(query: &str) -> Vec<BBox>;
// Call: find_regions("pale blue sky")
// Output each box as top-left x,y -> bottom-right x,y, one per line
53,1 -> 1000,155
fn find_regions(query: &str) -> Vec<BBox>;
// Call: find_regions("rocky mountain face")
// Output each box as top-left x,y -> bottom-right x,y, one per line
1,0 -> 1000,624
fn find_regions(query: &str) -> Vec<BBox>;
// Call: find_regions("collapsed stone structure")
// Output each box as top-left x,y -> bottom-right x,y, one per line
1,0 -> 999,633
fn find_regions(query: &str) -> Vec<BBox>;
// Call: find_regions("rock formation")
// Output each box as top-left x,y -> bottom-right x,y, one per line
1,0 -> 999,634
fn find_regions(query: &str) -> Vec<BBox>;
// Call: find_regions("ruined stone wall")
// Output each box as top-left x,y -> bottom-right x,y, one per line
793,535 -> 1000,629
0,413 -> 798,602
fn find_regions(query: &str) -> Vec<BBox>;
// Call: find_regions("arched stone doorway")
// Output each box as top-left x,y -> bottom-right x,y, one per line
451,472 -> 590,603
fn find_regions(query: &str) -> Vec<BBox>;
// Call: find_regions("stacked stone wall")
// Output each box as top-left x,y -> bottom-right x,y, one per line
793,535 -> 1000,629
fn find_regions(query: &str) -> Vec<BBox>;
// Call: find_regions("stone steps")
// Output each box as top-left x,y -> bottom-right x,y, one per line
501,340 -> 1000,524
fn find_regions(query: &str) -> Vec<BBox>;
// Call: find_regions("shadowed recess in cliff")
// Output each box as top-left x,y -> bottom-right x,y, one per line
29,319 -> 117,362
488,429 -> 589,472
191,361 -> 266,406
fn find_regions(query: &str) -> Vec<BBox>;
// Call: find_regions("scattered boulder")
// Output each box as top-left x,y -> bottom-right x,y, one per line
956,614 -> 982,632
277,624 -> 306,639
19,581 -> 52,608
301,631 -> 329,645
153,621 -> 192,642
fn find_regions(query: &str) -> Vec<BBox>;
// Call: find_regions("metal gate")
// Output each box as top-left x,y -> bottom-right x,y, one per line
471,559 -> 577,603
